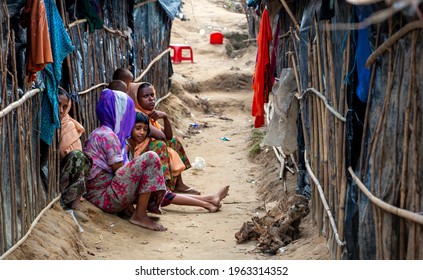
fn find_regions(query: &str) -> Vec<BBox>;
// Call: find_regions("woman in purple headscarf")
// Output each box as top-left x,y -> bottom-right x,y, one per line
83,85 -> 167,231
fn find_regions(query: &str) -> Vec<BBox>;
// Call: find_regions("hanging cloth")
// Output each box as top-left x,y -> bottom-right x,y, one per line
77,0 -> 104,34
40,0 -> 75,145
251,9 -> 273,128
20,0 -> 53,83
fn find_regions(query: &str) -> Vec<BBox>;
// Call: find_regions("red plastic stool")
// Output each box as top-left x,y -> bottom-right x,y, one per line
169,44 -> 194,64
210,31 -> 223,44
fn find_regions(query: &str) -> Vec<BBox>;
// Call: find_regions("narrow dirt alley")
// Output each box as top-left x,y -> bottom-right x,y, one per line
5,0 -> 330,261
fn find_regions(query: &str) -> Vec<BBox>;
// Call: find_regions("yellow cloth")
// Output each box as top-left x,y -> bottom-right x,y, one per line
59,99 -> 85,159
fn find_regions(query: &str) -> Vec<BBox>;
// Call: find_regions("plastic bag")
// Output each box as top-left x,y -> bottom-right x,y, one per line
191,157 -> 206,170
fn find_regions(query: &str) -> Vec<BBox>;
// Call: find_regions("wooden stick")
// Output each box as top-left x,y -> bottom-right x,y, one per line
366,21 -> 423,68
0,196 -> 62,260
348,167 -> 423,225
278,0 -> 300,31
399,30 -> 417,259
134,48 -> 171,82
299,88 -> 346,122
0,89 -> 40,118
305,150 -> 346,246
409,37 -> 419,258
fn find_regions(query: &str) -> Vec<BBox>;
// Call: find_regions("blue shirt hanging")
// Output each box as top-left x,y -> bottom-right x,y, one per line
355,6 -> 373,103
40,0 -> 75,145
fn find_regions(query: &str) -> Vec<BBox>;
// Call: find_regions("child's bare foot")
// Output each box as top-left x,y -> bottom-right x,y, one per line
205,203 -> 219,213
218,185 -> 230,200
70,199 -> 86,212
129,215 -> 167,231
208,185 -> 230,207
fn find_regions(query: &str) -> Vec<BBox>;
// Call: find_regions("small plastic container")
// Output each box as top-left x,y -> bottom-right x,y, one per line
210,31 -> 223,44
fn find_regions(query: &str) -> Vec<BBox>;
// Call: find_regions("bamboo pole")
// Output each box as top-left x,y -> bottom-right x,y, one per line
0,13 -> 6,248
366,21 -> 423,68
278,0 -> 300,31
314,17 -> 329,238
0,196 -> 62,260
320,20 -> 331,243
305,150 -> 346,246
409,37 -> 419,258
399,30 -> 417,259
307,33 -> 317,225
348,167 -> 423,225
300,88 -> 346,121
7,113 -> 17,244
0,89 -> 41,118
312,43 -> 323,232
336,22 -> 350,260
134,48 -> 171,82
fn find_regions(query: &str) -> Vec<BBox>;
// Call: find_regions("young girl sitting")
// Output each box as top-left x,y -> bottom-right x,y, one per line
58,87 -> 92,211
129,82 -> 201,195
83,87 -> 168,231
126,112 -> 229,213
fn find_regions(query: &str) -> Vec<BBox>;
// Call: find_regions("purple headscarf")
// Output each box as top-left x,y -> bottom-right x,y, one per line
96,88 -> 135,162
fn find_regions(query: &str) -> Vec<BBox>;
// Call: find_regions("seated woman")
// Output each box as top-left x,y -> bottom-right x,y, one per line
83,87 -> 167,231
58,87 -> 92,212
126,112 -> 229,212
129,81 -> 201,195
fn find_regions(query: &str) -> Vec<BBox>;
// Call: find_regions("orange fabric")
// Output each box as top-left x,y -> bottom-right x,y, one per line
133,138 -> 185,177
59,99 -> 85,159
167,147 -> 186,176
133,137 -> 151,158
21,0 -> 53,83
252,9 -> 272,128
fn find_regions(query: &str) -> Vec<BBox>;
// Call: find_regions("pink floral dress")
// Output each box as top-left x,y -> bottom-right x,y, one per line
83,126 -> 165,213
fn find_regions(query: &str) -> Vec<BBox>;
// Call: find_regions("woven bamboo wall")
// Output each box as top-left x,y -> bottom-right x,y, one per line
0,0 -> 173,256
246,1 -> 423,259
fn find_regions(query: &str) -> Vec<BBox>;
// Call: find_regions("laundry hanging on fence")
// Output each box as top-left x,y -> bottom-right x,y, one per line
355,6 -> 372,103
77,0 -> 104,34
252,8 -> 273,128
20,0 -> 53,83
40,0 -> 75,146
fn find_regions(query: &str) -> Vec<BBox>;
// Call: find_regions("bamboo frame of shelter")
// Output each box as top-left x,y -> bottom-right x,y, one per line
0,0 -> 172,256
251,1 -> 423,259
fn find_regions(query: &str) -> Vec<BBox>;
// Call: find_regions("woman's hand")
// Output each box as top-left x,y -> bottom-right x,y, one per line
149,110 -> 167,121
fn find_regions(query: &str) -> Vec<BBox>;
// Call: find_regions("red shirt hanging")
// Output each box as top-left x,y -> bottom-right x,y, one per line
252,9 -> 273,128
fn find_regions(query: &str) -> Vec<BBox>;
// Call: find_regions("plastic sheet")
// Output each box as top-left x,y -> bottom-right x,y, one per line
263,68 -> 298,155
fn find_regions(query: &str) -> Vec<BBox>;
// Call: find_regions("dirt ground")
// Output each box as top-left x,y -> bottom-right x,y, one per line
5,0 -> 330,260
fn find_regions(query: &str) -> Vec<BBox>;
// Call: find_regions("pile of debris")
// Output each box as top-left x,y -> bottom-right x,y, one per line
235,194 -> 310,255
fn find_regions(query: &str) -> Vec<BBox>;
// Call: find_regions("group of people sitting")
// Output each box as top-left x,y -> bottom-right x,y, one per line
57,68 -> 229,231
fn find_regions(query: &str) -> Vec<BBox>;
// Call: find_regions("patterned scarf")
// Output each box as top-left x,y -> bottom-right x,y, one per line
96,89 -> 136,160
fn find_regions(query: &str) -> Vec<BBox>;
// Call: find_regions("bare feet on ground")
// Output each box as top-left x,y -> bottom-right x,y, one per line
70,198 -> 86,212
129,215 -> 167,231
206,185 -> 230,212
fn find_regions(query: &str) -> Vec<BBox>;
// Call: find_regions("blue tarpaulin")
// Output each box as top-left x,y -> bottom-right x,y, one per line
135,0 -> 181,20
158,0 -> 182,20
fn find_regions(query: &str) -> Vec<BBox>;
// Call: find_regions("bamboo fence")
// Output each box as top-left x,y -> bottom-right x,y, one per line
0,0 -> 173,256
249,1 -> 423,259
